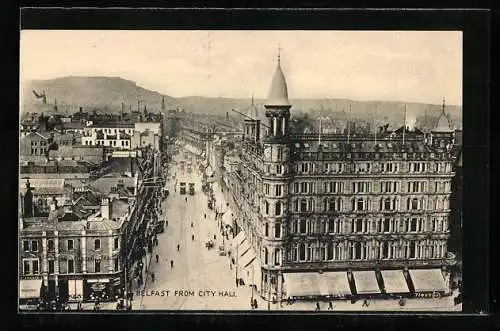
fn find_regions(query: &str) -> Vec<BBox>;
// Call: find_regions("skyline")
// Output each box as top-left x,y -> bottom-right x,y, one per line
21,30 -> 462,106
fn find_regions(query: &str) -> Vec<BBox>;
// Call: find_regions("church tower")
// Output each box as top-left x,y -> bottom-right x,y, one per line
260,49 -> 293,301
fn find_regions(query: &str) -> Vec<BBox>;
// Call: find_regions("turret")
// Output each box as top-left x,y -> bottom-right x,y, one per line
264,50 -> 291,138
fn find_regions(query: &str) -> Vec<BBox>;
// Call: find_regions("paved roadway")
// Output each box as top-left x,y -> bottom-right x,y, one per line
138,152 -> 253,310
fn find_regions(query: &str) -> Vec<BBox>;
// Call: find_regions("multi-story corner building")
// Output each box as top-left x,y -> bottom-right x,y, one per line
223,54 -> 458,303
19,180 -> 132,305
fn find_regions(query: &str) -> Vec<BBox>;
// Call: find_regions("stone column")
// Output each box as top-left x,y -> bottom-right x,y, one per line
54,231 -> 59,296
42,231 -> 48,286
109,230 -> 114,272
81,230 -> 87,273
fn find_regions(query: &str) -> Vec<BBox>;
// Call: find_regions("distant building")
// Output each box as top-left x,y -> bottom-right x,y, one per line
19,132 -> 51,163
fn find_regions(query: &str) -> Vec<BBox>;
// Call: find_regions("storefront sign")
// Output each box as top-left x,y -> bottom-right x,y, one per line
91,283 -> 107,291
87,278 -> 110,283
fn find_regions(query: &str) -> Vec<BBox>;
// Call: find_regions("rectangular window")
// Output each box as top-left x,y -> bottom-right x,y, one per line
23,260 -> 30,275
356,219 -> 363,233
31,240 -> 38,252
114,258 -> 119,271
114,237 -> 119,250
48,260 -> 55,274
68,259 -> 74,273
47,239 -> 54,251
275,224 -> 281,238
32,260 -> 39,274
67,239 -> 74,250
23,240 -> 29,252
95,260 -> 101,273
275,185 -> 282,196
277,147 -> 282,161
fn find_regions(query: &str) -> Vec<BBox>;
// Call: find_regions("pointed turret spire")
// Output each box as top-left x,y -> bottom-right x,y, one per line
433,96 -> 453,132
265,48 -> 291,107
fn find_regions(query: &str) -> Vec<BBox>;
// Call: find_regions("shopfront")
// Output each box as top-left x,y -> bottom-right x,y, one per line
282,271 -> 352,300
19,277 -> 43,310
408,268 -> 448,298
67,279 -> 84,302
84,278 -> 116,301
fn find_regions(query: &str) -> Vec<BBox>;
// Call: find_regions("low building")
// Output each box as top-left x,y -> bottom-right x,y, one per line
48,145 -> 105,165
20,132 -> 51,163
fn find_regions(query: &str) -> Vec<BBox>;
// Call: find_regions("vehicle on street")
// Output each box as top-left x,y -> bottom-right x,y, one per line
218,245 -> 226,256
179,182 -> 186,194
189,182 -> 195,195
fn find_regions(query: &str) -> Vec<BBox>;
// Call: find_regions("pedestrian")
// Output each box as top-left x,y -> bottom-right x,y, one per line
185,197 -> 187,202
253,299 -> 258,309
177,244 -> 180,251
170,260 -> 174,268
191,222 -> 193,228
204,213 -> 206,219
315,302 -> 320,311
156,254 -> 159,263
362,299 -> 369,307
236,278 -> 239,287
214,234 -> 216,240
328,301 -> 333,310
250,298 -> 254,309
192,234 -> 195,241
151,272 -> 155,282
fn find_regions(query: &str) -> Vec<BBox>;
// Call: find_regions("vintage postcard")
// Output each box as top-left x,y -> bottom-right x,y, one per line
19,29 -> 463,312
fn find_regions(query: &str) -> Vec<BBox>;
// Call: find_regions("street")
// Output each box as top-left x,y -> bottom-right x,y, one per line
137,152 -> 253,310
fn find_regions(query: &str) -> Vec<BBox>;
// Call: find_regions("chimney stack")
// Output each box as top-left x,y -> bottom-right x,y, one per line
101,198 -> 111,219
79,107 -> 83,113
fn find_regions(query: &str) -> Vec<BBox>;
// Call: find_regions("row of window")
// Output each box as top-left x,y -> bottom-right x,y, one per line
291,181 -> 451,194
30,148 -> 48,155
22,238 -> 119,252
290,240 -> 447,262
291,196 -> 450,213
291,162 -> 452,174
31,141 -> 48,146
22,258 -> 119,275
290,217 -> 448,235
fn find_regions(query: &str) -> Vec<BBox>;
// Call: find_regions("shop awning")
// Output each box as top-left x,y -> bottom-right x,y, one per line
237,240 -> 251,258
408,269 -> 447,293
238,248 -> 256,269
381,270 -> 409,294
19,278 -> 43,299
222,210 -> 232,227
353,271 -> 381,294
283,273 -> 323,297
283,272 -> 352,298
231,231 -> 246,247
323,272 -> 352,297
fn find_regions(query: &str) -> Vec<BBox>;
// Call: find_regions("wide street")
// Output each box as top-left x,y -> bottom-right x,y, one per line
137,151 -> 254,310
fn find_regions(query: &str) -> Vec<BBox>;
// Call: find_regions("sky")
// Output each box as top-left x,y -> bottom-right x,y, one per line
20,30 -> 462,105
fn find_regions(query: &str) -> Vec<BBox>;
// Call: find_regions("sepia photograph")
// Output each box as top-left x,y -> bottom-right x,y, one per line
18,29 -> 464,312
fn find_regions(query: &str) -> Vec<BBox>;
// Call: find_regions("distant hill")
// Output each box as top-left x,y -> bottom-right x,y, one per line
21,76 -> 462,129
21,76 -> 180,115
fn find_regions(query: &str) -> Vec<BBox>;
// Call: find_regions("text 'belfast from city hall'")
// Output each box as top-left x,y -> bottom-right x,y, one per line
18,30 -> 463,311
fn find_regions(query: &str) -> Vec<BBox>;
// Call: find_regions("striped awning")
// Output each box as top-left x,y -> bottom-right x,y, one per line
238,248 -> 256,269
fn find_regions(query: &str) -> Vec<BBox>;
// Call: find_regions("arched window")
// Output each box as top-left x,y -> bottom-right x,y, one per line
299,220 -> 306,234
275,202 -> 281,216
299,243 -> 306,261
327,243 -> 334,260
